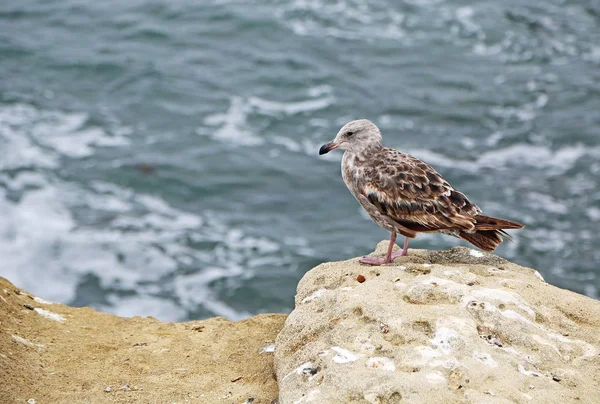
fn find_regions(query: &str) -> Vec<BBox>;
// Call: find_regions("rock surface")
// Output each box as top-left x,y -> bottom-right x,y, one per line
0,277 -> 285,403
275,242 -> 600,404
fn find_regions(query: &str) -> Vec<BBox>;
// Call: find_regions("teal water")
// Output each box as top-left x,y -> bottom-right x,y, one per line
1,0 -> 599,320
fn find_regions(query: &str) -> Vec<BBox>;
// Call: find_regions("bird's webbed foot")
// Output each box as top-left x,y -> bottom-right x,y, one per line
359,255 -> 390,266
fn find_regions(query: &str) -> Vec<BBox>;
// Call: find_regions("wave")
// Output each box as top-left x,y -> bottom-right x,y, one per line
200,89 -> 334,147
275,0 -> 406,41
0,102 -> 290,321
406,143 -> 595,176
0,103 -> 130,167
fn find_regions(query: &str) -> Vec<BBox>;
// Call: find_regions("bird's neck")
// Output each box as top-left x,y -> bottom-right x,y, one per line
345,143 -> 384,160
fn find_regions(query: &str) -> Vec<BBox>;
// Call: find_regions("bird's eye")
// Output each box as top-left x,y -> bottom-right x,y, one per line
346,131 -> 354,136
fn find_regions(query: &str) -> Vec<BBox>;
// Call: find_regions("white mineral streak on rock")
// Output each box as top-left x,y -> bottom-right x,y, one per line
425,371 -> 447,383
331,347 -> 358,364
414,346 -> 442,364
531,335 -> 560,355
361,341 -> 376,352
260,343 -> 275,353
470,288 -> 536,319
518,364 -> 542,377
421,277 -> 459,286
363,393 -> 380,404
430,357 -> 461,370
34,308 -> 64,322
430,327 -> 459,355
502,347 -> 535,363
301,288 -> 327,304
12,335 -> 44,349
282,362 -> 315,382
33,297 -> 54,304
501,309 -> 535,325
472,351 -> 498,367
365,357 -> 395,371
469,249 -> 484,258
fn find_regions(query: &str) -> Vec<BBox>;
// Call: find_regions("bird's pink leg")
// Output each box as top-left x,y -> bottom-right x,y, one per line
360,232 -> 397,265
390,237 -> 409,259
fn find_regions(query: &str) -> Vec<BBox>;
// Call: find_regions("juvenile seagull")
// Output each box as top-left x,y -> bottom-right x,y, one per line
319,119 -> 524,266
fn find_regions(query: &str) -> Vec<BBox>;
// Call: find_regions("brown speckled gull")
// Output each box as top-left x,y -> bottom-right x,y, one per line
319,119 -> 524,266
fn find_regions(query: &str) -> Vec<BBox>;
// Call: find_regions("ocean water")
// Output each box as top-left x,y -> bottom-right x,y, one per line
1,0 -> 599,321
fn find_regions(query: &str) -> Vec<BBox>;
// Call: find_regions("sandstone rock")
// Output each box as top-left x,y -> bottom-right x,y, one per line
275,242 -> 600,404
0,277 -> 285,403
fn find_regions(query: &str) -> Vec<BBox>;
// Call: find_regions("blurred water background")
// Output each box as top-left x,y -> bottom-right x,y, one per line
1,0 -> 599,321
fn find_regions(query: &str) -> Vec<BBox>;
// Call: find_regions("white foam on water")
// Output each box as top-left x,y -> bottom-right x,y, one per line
202,96 -> 264,146
202,94 -> 334,152
407,143 -> 598,177
0,102 -> 289,322
0,105 -> 59,170
277,0 -> 406,41
0,104 -> 129,162
98,294 -> 186,322
174,268 -> 252,321
249,95 -> 334,116
586,207 -> 600,221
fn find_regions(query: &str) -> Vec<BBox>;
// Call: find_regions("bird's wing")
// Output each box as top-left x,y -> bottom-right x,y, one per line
358,149 -> 481,232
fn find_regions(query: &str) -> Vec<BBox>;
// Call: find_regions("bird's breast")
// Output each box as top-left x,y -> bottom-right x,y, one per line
341,153 -> 367,194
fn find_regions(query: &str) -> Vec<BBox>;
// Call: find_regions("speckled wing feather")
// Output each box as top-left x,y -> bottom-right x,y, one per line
358,148 -> 481,233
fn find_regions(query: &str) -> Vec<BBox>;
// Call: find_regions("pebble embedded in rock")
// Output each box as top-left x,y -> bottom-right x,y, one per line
553,375 -> 561,382
105,387 -> 111,393
357,275 -> 366,283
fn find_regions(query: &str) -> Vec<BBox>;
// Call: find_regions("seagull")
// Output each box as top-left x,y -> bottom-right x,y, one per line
319,119 -> 524,266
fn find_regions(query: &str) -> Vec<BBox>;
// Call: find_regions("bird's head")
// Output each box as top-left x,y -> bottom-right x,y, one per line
319,119 -> 382,155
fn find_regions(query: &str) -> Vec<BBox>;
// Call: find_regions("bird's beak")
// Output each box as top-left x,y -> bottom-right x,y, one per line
319,141 -> 340,155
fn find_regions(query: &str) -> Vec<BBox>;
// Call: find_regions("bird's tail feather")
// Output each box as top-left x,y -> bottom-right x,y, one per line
473,215 -> 524,231
459,215 -> 524,252
458,230 -> 503,252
